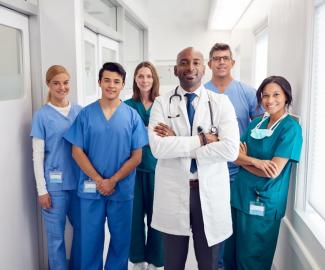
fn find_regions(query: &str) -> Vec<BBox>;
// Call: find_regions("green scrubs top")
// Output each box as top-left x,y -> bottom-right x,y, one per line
125,98 -> 157,173
231,114 -> 303,220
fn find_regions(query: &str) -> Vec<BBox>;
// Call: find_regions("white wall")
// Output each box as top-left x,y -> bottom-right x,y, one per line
230,29 -> 256,85
147,1 -> 230,93
38,0 -> 84,104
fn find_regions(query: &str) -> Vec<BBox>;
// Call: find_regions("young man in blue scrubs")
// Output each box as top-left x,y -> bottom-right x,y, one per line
205,43 -> 263,269
64,62 -> 148,270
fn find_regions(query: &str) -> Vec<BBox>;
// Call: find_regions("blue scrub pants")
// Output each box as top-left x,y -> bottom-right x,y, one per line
80,197 -> 133,270
42,190 -> 81,270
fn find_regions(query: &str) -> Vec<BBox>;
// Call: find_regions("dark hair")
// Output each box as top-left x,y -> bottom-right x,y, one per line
256,76 -> 293,108
98,62 -> 126,83
209,43 -> 233,60
132,61 -> 160,102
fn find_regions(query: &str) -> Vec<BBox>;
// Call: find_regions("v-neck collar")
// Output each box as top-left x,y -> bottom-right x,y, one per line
46,103 -> 73,120
96,99 -> 123,123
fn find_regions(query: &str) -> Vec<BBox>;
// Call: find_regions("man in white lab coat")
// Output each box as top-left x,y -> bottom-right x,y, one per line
148,47 -> 239,270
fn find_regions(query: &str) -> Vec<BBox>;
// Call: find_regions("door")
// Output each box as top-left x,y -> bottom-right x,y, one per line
0,6 -> 39,270
83,27 -> 99,106
83,30 -> 119,105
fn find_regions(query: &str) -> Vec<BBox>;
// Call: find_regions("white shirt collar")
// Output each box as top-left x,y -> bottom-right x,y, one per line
179,84 -> 203,98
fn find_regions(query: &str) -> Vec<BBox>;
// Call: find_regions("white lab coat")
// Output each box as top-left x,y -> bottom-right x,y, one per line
149,85 -> 240,246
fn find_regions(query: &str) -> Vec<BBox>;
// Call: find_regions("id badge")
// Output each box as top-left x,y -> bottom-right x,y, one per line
249,201 -> 265,216
83,179 -> 96,193
49,170 -> 63,184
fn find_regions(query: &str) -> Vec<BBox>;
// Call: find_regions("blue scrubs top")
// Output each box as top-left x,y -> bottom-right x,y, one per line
124,98 -> 157,173
205,80 -> 264,178
30,104 -> 82,191
231,115 -> 303,220
64,100 -> 148,201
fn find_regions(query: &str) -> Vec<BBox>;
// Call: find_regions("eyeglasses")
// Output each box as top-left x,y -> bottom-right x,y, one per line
211,56 -> 231,62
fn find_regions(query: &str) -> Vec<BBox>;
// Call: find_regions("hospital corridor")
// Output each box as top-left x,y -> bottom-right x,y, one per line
0,0 -> 325,269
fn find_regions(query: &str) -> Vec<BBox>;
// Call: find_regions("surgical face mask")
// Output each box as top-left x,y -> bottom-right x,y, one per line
250,128 -> 274,139
250,112 -> 287,140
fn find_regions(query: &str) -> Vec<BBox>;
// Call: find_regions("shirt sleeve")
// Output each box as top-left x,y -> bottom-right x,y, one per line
131,112 -> 149,150
32,138 -> 48,196
30,111 -> 45,140
63,110 -> 85,149
274,120 -> 303,162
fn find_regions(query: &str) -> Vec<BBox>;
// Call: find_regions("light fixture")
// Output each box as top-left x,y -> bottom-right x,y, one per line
208,0 -> 253,30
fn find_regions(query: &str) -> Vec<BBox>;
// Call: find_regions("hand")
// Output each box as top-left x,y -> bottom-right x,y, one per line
98,178 -> 116,196
204,133 -> 219,144
38,193 -> 51,209
251,158 -> 278,178
154,123 -> 176,137
239,142 -> 248,155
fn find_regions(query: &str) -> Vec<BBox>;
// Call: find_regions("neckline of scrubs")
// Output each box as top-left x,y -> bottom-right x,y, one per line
259,113 -> 289,129
96,99 -> 123,124
45,103 -> 74,120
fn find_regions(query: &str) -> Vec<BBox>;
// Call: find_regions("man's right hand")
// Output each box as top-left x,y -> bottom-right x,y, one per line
204,133 -> 219,144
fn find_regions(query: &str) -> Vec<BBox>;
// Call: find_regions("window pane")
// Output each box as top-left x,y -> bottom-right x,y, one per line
101,47 -> 117,65
0,24 -> 23,101
254,30 -> 268,88
308,3 -> 325,219
84,0 -> 117,30
84,41 -> 97,96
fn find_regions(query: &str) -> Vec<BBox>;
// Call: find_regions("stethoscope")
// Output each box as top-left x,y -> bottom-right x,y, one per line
168,86 -> 218,135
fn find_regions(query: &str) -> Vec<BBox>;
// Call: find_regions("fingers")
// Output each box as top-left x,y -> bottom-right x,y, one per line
257,160 -> 278,178
39,194 -> 51,209
154,123 -> 175,137
205,133 -> 218,143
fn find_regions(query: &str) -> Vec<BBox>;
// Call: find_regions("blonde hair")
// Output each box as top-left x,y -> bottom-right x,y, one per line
46,65 -> 70,102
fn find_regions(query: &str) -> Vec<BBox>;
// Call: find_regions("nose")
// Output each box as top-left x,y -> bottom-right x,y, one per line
107,81 -> 115,87
187,62 -> 195,72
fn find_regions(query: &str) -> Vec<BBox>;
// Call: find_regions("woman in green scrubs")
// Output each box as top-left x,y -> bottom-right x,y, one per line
125,62 -> 163,270
224,76 -> 303,270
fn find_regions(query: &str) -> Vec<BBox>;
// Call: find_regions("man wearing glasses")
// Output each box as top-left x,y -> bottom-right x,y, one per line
205,43 -> 264,269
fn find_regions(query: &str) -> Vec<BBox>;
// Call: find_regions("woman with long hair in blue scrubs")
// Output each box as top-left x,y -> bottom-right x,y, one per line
125,61 -> 163,270
224,76 -> 303,270
31,65 -> 81,270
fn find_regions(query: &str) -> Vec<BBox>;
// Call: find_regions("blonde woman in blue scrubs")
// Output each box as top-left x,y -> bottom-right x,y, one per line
224,76 -> 303,270
31,65 -> 81,270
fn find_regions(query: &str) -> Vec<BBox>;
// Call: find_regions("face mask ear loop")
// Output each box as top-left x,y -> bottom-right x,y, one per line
255,114 -> 269,130
269,113 -> 288,131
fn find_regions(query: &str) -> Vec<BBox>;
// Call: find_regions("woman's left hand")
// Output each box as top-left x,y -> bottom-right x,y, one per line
239,142 -> 248,155
154,123 -> 176,137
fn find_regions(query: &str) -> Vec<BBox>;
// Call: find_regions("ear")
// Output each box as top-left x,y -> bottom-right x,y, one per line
174,65 -> 178,77
231,59 -> 236,67
208,60 -> 212,69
